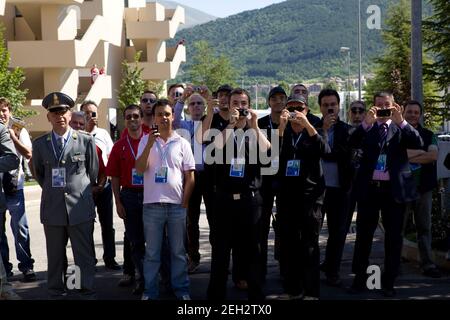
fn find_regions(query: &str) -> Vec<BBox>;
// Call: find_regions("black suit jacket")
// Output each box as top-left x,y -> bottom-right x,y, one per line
315,119 -> 353,191
279,126 -> 330,203
350,121 -> 423,203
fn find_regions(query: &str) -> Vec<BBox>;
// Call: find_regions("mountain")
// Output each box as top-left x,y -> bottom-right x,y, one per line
147,0 -> 217,29
170,0 -> 433,82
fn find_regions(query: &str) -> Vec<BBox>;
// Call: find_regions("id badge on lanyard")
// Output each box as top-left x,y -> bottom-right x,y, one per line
376,154 -> 387,171
286,160 -> 301,177
127,136 -> 144,186
154,140 -> 172,184
132,168 -> 144,186
230,158 -> 245,178
52,168 -> 66,188
51,131 -> 71,188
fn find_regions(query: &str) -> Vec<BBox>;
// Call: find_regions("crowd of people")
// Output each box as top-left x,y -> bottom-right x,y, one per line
0,81 -> 444,300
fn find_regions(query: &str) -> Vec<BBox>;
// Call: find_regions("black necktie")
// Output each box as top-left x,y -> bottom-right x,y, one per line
379,123 -> 388,142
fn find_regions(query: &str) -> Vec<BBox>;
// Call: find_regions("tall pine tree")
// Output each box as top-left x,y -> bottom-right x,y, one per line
424,0 -> 450,109
364,0 -> 440,129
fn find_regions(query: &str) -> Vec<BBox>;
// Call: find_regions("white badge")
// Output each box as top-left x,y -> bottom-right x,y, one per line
52,168 -> 66,188
230,158 -> 245,178
132,168 -> 144,186
155,167 -> 168,184
286,160 -> 301,177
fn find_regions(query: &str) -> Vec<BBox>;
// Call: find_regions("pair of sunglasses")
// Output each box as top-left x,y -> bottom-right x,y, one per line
287,106 -> 305,112
351,108 -> 365,114
125,114 -> 140,120
142,98 -> 157,104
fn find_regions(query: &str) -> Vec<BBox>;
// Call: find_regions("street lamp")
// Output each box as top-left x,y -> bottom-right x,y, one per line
340,46 -> 351,122
358,0 -> 362,100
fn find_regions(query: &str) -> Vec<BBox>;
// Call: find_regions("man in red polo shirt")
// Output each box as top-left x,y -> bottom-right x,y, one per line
106,104 -> 146,295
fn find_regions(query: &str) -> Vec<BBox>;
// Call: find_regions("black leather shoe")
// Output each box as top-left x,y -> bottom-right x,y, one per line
423,267 -> 441,278
105,259 -> 121,271
325,276 -> 342,287
132,281 -> 145,295
23,270 -> 37,282
382,287 -> 396,298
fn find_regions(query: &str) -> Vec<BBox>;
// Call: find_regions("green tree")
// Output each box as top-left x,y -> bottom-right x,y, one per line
147,80 -> 165,98
0,25 -> 30,119
117,51 -> 147,111
188,41 -> 238,91
424,0 -> 450,108
364,0 -> 440,130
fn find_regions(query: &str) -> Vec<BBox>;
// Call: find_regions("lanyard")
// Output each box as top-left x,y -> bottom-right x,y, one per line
155,139 -> 174,167
233,132 -> 246,158
51,129 -> 72,165
291,133 -> 302,160
126,135 -> 139,160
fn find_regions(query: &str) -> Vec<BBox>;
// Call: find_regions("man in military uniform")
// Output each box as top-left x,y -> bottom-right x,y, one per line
31,92 -> 99,299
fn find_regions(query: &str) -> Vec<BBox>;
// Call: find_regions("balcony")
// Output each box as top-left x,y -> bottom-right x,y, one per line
8,15 -> 106,68
129,44 -> 185,80
125,5 -> 184,40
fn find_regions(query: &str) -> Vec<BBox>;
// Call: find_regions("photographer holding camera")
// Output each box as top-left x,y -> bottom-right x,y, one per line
0,97 -> 36,282
315,89 -> 353,288
270,96 -> 330,300
207,88 -> 269,301
349,92 -> 423,297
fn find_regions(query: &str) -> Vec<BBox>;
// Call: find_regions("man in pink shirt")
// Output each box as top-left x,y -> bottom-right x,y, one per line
135,99 -> 195,300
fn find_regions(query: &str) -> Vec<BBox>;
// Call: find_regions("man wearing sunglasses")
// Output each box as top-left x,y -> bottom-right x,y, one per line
121,91 -> 157,139
290,84 -> 320,127
348,101 -> 367,127
107,105 -> 147,295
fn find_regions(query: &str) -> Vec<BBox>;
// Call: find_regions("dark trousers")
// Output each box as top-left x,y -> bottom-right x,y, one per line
259,179 -> 280,280
352,182 -> 405,289
207,190 -> 264,301
322,187 -> 350,278
94,183 -> 116,261
122,234 -> 135,276
120,189 -> 145,281
278,195 -> 322,297
346,188 -> 358,234
186,171 -> 212,263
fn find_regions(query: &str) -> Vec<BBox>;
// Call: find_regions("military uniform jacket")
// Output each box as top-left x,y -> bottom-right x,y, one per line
32,130 -> 99,226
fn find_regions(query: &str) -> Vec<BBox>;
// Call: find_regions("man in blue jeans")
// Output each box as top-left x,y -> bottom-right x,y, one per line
136,99 -> 195,300
0,98 -> 35,282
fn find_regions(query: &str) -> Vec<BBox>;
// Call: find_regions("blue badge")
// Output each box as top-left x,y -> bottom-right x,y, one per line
286,160 -> 301,177
155,167 -> 168,184
375,154 -> 387,171
230,158 -> 245,178
132,168 -> 144,186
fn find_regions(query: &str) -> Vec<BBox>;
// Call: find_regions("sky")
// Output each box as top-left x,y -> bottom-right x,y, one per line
176,0 -> 286,18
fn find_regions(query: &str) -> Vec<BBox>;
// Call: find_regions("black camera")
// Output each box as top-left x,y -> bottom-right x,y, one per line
91,111 -> 97,118
151,124 -> 159,133
376,109 -> 392,118
328,109 -> 334,114
238,109 -> 249,117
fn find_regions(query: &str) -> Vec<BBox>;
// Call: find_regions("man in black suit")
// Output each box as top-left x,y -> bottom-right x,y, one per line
349,92 -> 422,297
315,89 -> 353,287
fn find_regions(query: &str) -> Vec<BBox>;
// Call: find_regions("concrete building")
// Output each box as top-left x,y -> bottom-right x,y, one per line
0,0 -> 185,137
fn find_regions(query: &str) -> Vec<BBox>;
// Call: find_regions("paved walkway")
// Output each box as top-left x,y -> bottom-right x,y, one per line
3,185 -> 449,300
